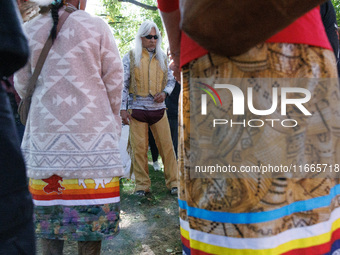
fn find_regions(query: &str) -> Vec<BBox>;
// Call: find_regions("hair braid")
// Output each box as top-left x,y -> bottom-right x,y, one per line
50,1 -> 64,42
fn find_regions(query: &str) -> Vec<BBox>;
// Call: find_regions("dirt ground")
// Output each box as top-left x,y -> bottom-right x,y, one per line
36,162 -> 182,255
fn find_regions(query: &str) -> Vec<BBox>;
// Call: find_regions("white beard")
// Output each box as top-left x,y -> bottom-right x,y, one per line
146,47 -> 156,52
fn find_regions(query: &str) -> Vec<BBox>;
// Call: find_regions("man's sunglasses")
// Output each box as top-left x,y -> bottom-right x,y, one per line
145,35 -> 158,40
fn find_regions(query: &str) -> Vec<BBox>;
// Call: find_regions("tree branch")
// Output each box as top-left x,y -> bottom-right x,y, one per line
118,0 -> 158,11
123,38 -> 135,46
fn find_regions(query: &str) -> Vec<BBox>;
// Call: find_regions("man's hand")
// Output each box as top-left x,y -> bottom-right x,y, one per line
120,110 -> 131,125
154,91 -> 166,103
169,59 -> 180,83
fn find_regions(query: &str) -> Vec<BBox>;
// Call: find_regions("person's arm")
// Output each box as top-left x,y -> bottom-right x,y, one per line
158,0 -> 181,81
160,10 -> 181,81
154,62 -> 176,103
120,53 -> 132,125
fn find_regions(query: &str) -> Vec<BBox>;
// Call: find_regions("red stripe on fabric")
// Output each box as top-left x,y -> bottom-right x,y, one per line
181,228 -> 340,255
157,0 -> 178,12
181,234 -> 190,248
190,248 -> 213,255
282,228 -> 340,255
31,191 -> 120,201
29,186 -> 119,195
181,234 -> 213,255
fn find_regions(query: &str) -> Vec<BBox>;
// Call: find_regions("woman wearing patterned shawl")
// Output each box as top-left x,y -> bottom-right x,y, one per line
14,0 -> 124,253
158,0 -> 340,254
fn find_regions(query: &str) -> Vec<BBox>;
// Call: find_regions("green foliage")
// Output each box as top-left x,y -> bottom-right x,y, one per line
331,0 -> 340,24
101,0 -> 165,56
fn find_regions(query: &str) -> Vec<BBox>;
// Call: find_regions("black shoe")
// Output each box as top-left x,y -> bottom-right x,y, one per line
135,190 -> 146,196
170,187 -> 178,195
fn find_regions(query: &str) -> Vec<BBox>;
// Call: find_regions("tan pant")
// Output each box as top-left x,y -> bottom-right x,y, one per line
41,239 -> 101,255
130,111 -> 178,192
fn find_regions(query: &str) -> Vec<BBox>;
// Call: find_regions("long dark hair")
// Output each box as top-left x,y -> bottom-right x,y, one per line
50,0 -> 64,42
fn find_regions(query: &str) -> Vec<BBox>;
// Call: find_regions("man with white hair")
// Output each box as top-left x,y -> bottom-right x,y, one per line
120,20 -> 178,196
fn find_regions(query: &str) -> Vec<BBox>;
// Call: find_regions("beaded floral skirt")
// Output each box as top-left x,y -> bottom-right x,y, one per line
29,175 -> 120,241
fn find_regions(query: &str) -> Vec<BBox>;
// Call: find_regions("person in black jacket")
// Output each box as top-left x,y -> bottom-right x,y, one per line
0,0 -> 35,254
320,0 -> 340,76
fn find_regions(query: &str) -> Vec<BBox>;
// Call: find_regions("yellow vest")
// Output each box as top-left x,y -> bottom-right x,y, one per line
129,48 -> 167,97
